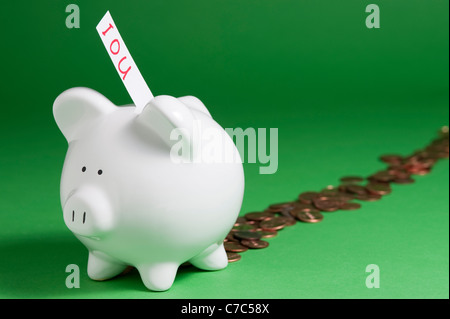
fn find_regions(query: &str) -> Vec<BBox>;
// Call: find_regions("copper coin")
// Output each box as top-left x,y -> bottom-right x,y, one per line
387,168 -> 411,179
225,232 -> 238,242
313,197 -> 342,212
321,186 -> 340,195
320,190 -> 354,202
298,192 -> 320,204
393,177 -> 415,184
346,185 -> 368,195
275,208 -> 296,219
353,193 -> 382,201
268,202 -> 296,211
224,241 -> 248,253
295,210 -> 324,223
419,158 -> 437,168
278,216 -> 297,226
369,171 -> 396,183
259,217 -> 286,231
233,230 -> 262,241
439,126 -> 449,136
366,183 -> 392,196
340,176 -> 365,184
234,217 -> 247,226
240,239 -> 269,249
293,202 -> 316,210
244,211 -> 273,222
340,202 -> 362,210
227,252 -> 241,263
414,168 -> 432,176
336,192 -> 355,202
292,206 -> 321,214
121,266 -> 135,275
380,154 -> 404,165
232,224 -> 256,232
256,229 -> 278,238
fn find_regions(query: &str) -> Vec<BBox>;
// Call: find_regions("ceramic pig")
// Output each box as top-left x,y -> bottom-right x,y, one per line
53,87 -> 244,291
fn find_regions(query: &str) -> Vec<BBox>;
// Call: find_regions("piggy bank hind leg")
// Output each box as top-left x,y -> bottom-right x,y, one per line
137,262 -> 179,291
189,242 -> 228,271
87,252 -> 128,281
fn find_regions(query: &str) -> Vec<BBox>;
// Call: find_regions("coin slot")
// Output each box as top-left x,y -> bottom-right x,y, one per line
82,212 -> 86,224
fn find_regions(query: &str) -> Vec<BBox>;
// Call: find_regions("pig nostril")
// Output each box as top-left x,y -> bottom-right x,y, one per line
72,210 -> 75,222
83,212 -> 86,224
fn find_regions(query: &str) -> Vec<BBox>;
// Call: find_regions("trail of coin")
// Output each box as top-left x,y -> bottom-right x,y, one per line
226,127 -> 449,263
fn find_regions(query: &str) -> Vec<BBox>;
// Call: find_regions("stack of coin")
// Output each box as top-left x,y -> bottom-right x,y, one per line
226,127 -> 449,263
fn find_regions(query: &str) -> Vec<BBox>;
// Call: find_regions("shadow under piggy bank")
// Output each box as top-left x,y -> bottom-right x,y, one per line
0,234 -> 202,297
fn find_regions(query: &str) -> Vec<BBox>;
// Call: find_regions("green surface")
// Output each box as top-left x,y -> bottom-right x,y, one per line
0,0 -> 448,299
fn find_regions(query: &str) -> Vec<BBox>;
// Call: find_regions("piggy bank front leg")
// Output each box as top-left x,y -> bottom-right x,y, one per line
189,243 -> 228,271
137,262 -> 179,291
87,251 -> 127,281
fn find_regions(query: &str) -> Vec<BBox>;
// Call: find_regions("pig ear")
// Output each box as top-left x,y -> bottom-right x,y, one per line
53,87 -> 116,142
177,96 -> 212,118
137,95 -> 197,151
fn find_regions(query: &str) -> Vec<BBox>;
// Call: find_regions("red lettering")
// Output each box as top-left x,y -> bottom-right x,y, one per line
109,39 -> 120,55
118,56 -> 131,80
102,23 -> 114,36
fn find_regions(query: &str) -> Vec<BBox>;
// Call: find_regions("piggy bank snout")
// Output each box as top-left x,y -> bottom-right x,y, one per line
63,187 -> 115,238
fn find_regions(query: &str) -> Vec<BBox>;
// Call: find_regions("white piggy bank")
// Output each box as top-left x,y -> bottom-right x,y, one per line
53,87 -> 244,291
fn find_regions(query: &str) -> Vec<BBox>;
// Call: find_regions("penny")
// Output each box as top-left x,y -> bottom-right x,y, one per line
393,177 -> 415,184
414,168 -> 432,176
353,193 -> 382,201
318,190 -> 349,200
336,192 -> 355,202
321,186 -> 340,195
387,168 -> 411,179
268,202 -> 296,211
346,185 -> 368,195
240,239 -> 269,249
225,233 -> 238,242
440,126 -> 449,136
256,229 -> 277,238
380,154 -> 404,165
292,206 -> 321,214
368,171 -> 395,183
224,241 -> 248,253
295,210 -> 324,223
278,216 -> 297,226
298,192 -> 321,204
340,176 -> 365,184
244,211 -> 273,222
293,202 -> 315,210
340,202 -> 362,210
275,208 -> 296,219
234,217 -> 247,226
232,224 -> 256,232
417,158 -> 437,168
259,217 -> 286,231
313,197 -> 342,212
366,183 -> 392,196
233,230 -> 262,241
227,252 -> 241,263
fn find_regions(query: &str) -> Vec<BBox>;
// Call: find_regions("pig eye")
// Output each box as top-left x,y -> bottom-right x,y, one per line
81,166 -> 86,172
98,169 -> 103,175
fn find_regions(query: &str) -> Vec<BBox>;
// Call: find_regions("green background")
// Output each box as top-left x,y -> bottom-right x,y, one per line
0,0 -> 448,299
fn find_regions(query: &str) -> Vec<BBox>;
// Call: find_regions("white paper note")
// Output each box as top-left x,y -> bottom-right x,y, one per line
96,11 -> 153,113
